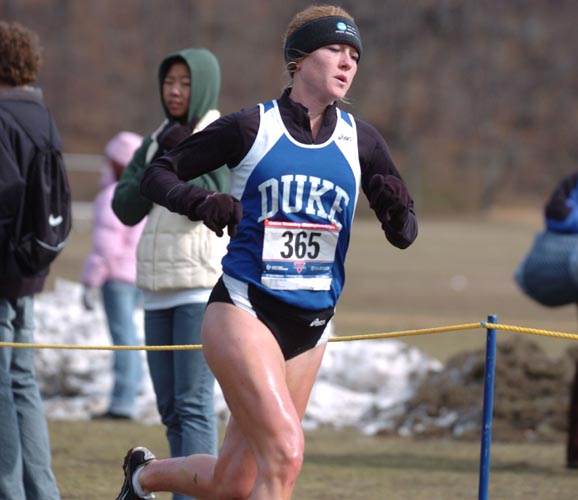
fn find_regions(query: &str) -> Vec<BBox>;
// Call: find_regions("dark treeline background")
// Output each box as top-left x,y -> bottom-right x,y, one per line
2,0 -> 577,212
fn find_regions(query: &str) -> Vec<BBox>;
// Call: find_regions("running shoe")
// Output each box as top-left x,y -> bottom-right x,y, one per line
115,446 -> 156,500
92,411 -> 132,420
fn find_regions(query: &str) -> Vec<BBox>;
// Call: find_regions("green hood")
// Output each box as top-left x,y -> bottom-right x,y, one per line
158,48 -> 221,123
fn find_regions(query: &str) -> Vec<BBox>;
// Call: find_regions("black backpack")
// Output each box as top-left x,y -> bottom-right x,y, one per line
0,105 -> 72,276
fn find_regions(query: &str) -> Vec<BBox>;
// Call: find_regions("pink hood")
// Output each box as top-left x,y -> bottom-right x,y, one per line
81,183 -> 146,287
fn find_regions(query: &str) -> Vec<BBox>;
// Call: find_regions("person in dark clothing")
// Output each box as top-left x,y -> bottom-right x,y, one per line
515,170 -> 578,468
0,20 -> 65,500
542,171 -> 578,469
568,359 -> 578,469
114,5 -> 417,500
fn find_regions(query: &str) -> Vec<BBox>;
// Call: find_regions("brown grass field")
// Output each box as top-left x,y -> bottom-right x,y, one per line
46,207 -> 578,499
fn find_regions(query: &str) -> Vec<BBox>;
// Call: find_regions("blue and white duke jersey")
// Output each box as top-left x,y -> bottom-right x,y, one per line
222,99 -> 361,310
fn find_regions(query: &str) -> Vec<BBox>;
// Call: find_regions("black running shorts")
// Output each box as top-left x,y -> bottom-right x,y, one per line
208,274 -> 334,360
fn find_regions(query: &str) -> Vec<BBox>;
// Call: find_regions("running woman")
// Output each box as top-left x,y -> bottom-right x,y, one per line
115,4 -> 417,500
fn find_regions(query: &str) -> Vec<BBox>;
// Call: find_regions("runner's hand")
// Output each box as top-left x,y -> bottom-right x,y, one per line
195,192 -> 243,237
368,174 -> 409,219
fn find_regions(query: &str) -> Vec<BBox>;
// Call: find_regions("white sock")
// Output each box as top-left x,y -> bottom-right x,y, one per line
132,465 -> 155,499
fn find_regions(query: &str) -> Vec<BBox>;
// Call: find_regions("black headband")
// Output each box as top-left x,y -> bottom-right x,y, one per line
284,15 -> 362,64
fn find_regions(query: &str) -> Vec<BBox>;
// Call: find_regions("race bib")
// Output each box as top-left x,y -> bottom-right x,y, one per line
261,219 -> 339,290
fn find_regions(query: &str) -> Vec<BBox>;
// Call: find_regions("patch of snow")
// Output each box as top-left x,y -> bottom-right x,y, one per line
34,279 -> 443,434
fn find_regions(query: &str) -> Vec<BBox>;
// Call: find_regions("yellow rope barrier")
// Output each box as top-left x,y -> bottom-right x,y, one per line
479,322 -> 578,341
0,342 -> 203,351
328,322 -> 482,342
0,320 -> 577,351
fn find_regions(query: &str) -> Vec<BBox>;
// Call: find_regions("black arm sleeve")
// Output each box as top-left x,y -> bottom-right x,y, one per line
140,163 -> 212,219
356,119 -> 418,249
140,110 -> 257,217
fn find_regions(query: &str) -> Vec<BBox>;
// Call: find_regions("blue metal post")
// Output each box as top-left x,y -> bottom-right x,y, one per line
478,314 -> 497,500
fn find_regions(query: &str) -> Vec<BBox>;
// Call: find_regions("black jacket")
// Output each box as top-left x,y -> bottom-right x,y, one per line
0,87 -> 62,298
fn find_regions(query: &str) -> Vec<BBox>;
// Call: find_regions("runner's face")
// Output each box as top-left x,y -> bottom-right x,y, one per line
296,44 -> 358,103
162,62 -> 190,120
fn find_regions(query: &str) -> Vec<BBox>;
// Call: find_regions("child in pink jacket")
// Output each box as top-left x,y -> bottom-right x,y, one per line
81,131 -> 145,419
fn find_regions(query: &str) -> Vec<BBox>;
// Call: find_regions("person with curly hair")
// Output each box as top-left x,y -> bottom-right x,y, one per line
0,20 -> 64,500
0,21 -> 42,86
114,5 -> 417,499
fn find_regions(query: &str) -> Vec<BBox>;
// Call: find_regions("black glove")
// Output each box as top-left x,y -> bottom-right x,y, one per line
196,193 -> 243,237
368,174 -> 410,220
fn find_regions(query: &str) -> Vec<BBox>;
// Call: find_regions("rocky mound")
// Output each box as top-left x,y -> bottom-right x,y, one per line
390,336 -> 578,442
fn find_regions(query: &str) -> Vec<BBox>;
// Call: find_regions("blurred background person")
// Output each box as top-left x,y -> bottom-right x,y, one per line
0,20 -> 66,500
112,47 -> 229,500
81,130 -> 144,420
515,170 -> 578,469
542,171 -> 578,470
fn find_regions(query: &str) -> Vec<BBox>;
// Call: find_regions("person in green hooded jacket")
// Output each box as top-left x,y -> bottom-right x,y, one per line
112,48 -> 229,500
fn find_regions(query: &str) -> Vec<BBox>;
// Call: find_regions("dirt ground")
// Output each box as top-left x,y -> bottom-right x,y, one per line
392,335 -> 578,442
337,208 -> 578,443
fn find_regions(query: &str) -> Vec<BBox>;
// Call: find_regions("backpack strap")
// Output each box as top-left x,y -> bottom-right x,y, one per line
0,102 -> 53,150
0,105 -> 33,240
0,103 -> 57,252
